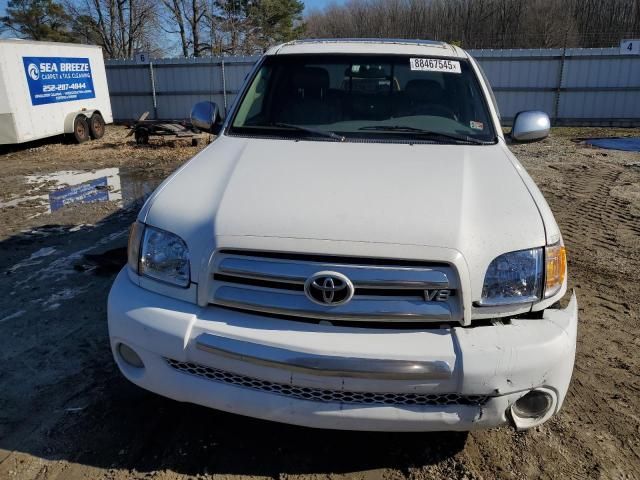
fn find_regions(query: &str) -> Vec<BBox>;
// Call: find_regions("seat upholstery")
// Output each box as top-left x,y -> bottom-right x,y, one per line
278,67 -> 338,125
396,79 -> 454,118
405,80 -> 445,104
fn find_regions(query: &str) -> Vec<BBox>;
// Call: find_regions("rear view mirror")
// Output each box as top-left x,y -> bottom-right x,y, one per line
191,101 -> 222,134
511,111 -> 550,142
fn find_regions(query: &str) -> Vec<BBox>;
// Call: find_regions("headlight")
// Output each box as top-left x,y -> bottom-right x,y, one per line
127,222 -> 190,287
480,248 -> 543,306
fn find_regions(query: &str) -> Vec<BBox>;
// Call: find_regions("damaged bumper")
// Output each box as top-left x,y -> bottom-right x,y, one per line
108,269 -> 577,432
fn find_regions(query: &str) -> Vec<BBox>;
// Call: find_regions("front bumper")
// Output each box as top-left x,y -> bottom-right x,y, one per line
108,269 -> 578,432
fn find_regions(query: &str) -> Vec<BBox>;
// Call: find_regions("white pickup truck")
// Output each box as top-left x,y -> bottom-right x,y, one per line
108,39 -> 577,432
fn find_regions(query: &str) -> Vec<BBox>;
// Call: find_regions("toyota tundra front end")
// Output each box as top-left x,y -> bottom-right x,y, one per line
108,39 -> 577,432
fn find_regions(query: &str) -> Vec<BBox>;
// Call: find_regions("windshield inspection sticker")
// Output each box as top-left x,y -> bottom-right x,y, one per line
410,58 -> 461,74
470,121 -> 484,130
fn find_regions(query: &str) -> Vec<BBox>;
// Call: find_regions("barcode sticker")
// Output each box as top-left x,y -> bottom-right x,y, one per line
410,58 -> 461,74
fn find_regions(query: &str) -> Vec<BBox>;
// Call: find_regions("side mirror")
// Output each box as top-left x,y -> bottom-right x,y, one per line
511,110 -> 550,142
190,101 -> 222,134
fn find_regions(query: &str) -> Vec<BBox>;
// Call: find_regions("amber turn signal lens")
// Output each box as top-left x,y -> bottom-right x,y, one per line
127,221 -> 144,274
545,244 -> 566,298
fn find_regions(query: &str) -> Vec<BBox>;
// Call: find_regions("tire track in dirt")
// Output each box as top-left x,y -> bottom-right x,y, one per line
538,154 -> 640,478
558,168 -> 622,248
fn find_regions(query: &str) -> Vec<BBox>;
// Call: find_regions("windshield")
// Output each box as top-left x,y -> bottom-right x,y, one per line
229,54 -> 496,144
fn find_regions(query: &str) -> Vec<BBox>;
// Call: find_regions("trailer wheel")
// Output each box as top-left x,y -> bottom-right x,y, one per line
89,113 -> 105,140
135,128 -> 149,145
73,116 -> 90,143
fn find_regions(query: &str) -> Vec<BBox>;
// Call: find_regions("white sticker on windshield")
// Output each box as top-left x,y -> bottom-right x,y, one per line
410,58 -> 461,74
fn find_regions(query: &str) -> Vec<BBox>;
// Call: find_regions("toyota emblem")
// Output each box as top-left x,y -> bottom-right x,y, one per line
304,271 -> 354,306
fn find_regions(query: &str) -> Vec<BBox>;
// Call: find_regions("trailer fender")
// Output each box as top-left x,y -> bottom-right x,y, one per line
64,110 -> 100,134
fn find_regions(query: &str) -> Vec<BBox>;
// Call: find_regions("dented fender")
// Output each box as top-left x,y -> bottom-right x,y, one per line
453,292 -> 577,409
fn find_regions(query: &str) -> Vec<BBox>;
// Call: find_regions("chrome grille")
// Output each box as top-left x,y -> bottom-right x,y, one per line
166,359 -> 488,407
208,251 -> 462,324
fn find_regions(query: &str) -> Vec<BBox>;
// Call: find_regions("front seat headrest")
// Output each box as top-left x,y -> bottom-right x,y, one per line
291,67 -> 330,99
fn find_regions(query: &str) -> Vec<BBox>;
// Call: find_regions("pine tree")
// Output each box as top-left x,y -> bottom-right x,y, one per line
1,0 -> 72,42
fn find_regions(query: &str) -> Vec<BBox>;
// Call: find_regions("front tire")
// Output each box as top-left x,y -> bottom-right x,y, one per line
89,113 -> 105,140
73,116 -> 90,143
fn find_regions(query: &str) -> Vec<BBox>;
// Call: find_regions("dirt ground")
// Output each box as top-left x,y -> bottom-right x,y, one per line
0,126 -> 638,480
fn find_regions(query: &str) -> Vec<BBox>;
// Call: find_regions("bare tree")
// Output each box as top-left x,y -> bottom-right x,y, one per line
67,0 -> 159,58
161,0 -> 208,56
162,0 -> 189,57
304,0 -> 640,49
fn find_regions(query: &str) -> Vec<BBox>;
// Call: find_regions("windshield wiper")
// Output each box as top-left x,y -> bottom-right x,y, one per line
272,122 -> 345,142
358,125 -> 490,144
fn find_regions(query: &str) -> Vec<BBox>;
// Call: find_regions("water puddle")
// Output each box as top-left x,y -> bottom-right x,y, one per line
0,167 -> 160,215
580,137 -> 640,152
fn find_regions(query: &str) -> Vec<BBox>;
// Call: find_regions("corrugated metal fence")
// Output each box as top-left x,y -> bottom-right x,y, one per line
106,56 -> 258,121
106,47 -> 640,126
469,47 -> 640,125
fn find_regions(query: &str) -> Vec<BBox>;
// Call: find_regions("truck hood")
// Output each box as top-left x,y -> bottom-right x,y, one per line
144,135 -> 546,282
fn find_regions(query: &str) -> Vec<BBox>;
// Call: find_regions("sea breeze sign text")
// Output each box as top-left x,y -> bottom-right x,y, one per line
22,57 -> 96,106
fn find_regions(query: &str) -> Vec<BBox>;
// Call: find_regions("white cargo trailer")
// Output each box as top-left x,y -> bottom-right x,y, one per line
0,39 -> 112,144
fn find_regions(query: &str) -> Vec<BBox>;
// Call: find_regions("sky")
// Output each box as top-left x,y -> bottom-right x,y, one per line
303,0 -> 346,13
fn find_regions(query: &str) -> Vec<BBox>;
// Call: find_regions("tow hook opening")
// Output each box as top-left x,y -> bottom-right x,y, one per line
509,387 -> 557,431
